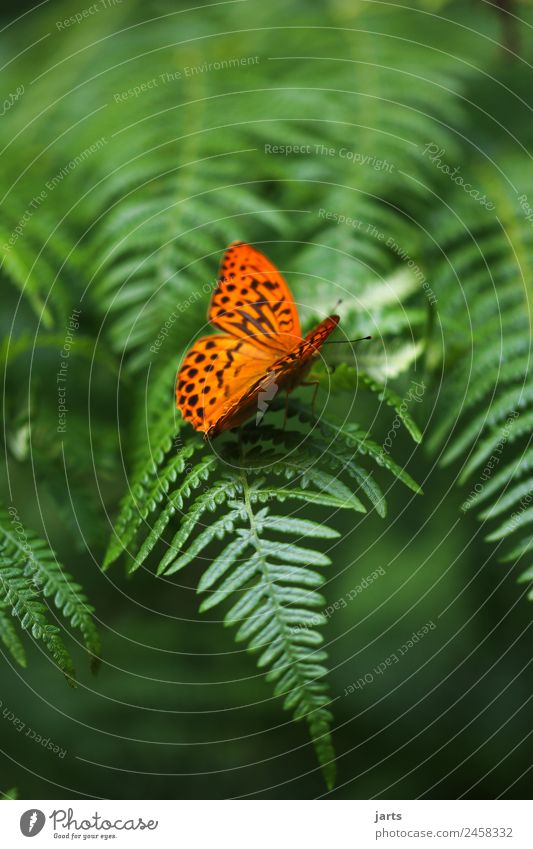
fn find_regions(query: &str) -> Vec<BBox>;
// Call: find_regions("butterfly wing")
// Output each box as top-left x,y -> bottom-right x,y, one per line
300,315 -> 340,357
176,316 -> 340,438
208,242 -> 302,354
177,241 -> 339,437
176,334 -> 275,433
209,315 -> 340,437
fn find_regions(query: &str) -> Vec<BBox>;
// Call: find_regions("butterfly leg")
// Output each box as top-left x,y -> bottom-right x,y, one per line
301,380 -> 320,418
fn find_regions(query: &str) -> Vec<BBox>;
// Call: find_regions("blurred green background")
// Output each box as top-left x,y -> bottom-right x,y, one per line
1,0 -> 532,799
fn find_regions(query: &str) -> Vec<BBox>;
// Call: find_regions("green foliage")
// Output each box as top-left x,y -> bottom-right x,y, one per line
104,401 -> 419,783
0,0 -> 474,368
425,159 -> 533,598
1,0 -> 532,794
313,362 -> 424,444
0,603 -> 27,668
0,509 -> 100,679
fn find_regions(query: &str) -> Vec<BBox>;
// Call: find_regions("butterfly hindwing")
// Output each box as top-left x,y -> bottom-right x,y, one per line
208,242 -> 302,353
176,334 -> 274,433
176,316 -> 340,437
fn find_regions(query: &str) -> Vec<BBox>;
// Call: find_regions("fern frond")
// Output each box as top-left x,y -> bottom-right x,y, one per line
0,603 -> 27,667
0,510 -> 100,676
247,450 -> 368,513
239,421 -> 388,516
426,159 -> 533,596
104,440 -> 200,570
158,479 -> 242,575
315,362 -> 423,443
286,401 -> 423,495
461,449 -> 533,515
130,454 -> 219,573
104,395 -> 419,784
197,465 -> 338,788
0,553 -> 75,685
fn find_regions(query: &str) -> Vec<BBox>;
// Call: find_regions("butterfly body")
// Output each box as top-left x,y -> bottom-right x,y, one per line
176,243 -> 339,439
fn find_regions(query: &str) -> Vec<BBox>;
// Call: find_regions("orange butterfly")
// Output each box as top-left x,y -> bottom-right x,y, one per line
176,242 -> 339,440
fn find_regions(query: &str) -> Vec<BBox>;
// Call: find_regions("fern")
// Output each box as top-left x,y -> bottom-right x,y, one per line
211,468 -> 336,789
425,158 -> 533,598
0,551 -> 76,685
0,509 -> 100,677
105,403 -> 420,784
0,602 -> 27,668
3,0 -> 531,798
0,0 -> 472,382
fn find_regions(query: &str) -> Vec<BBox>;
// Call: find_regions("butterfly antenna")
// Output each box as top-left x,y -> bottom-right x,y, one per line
324,335 -> 372,344
327,300 -> 371,344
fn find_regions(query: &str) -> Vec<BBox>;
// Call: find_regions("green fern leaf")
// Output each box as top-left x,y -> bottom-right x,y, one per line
0,555 -> 75,685
0,510 -> 100,668
129,454 -> 218,572
0,603 -> 27,667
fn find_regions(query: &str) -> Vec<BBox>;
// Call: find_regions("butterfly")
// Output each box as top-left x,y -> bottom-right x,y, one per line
176,242 -> 340,440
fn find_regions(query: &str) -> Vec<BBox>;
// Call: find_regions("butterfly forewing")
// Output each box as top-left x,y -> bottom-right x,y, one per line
209,242 -> 302,353
302,315 -> 340,351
